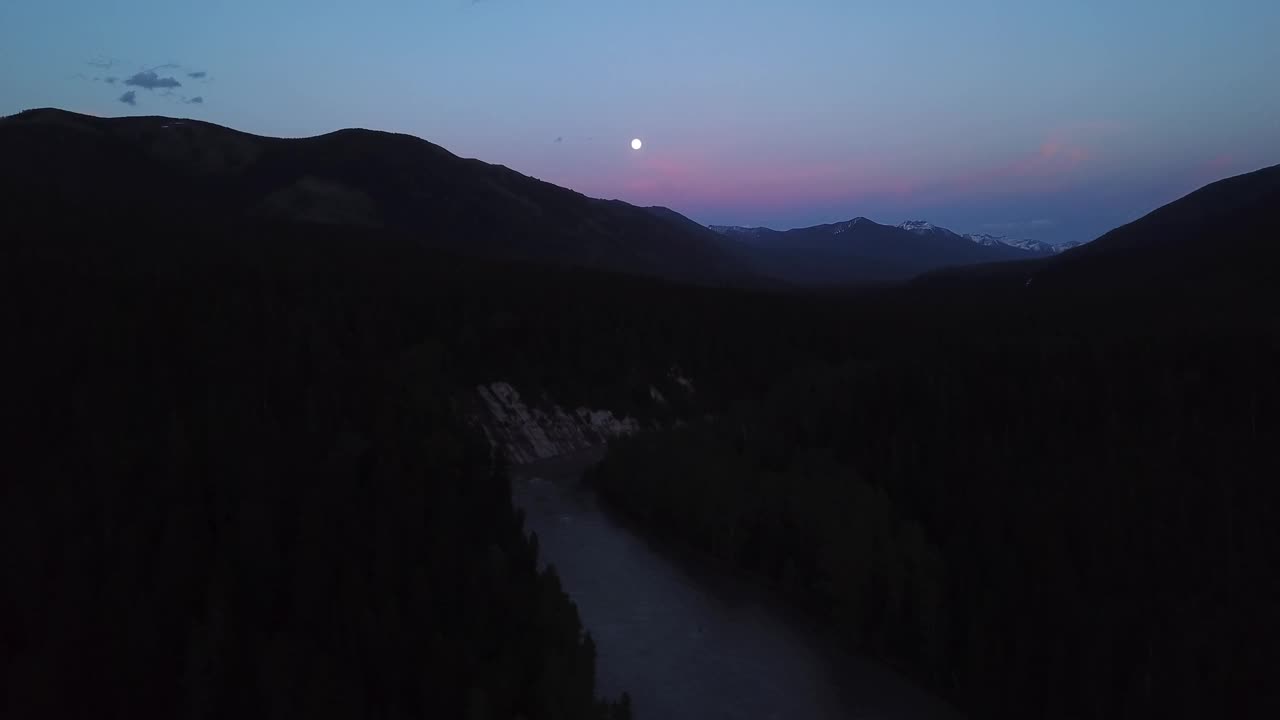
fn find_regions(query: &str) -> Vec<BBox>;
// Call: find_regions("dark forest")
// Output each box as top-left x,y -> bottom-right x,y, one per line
3,111 -> 1278,719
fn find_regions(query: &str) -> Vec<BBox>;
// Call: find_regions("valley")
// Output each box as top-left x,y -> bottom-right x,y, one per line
3,107 -> 1278,719
511,451 -> 957,720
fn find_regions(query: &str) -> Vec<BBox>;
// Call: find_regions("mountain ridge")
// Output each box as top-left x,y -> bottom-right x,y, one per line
910,162 -> 1280,300
0,107 -> 756,287
711,219 -> 1078,254
707,215 -> 1053,285
5,108 -> 1273,295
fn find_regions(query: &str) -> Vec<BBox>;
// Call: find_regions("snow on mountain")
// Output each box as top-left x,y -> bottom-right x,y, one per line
898,220 -> 943,234
897,220 -> 970,244
708,225 -> 765,237
966,232 -> 1099,255
1006,238 -> 1057,254
832,217 -> 873,234
963,233 -> 1056,254
899,222 -> 1090,255
965,232 -> 1010,248
713,218 -> 1086,256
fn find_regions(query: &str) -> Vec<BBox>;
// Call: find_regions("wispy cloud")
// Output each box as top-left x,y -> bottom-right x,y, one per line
78,58 -> 212,107
1204,154 -> 1235,176
905,125 -> 1118,204
124,70 -> 182,90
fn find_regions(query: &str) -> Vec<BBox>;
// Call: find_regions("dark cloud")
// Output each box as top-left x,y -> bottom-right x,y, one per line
124,71 -> 182,90
118,91 -> 137,106
185,96 -> 204,105
554,136 -> 563,143
104,76 -> 118,84
187,71 -> 207,79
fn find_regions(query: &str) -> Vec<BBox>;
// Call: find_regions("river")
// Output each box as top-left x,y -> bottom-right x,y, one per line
511,451 -> 959,720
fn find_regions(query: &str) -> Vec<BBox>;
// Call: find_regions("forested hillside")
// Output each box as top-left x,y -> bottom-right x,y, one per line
1,215 -> 632,719
0,108 -> 752,286
589,322 -> 1280,719
578,169 -> 1280,717
4,109 -> 1277,720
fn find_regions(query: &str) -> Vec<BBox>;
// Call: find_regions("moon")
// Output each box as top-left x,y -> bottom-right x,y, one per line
631,138 -> 643,151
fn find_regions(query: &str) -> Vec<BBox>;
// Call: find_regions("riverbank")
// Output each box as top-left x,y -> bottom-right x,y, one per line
511,450 -> 957,720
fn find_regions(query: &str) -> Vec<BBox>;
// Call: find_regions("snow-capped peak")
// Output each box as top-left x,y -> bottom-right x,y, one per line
829,217 -> 872,234
708,225 -> 764,237
898,220 -> 941,234
965,232 -> 1009,247
963,233 -> 1077,255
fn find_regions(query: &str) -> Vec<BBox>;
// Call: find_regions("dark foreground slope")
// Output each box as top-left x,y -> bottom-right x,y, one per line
0,108 -> 749,286
588,167 -> 1280,719
1,212 -> 633,717
4,105 -> 1278,720
1037,162 -> 1280,293
916,163 -> 1280,296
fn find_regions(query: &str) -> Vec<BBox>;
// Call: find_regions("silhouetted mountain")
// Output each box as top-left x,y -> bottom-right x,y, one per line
6,103 -> 1278,720
1034,163 -> 1280,293
0,108 -> 750,286
710,216 -> 1040,285
912,164 -> 1280,302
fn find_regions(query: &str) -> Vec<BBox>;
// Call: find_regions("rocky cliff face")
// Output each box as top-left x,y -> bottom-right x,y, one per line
465,368 -> 697,465
469,382 -> 644,464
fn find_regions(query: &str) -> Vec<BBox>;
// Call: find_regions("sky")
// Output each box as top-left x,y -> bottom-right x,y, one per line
3,1 -> 1279,244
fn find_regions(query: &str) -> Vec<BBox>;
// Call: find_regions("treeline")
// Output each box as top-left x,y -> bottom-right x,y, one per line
6,175 -> 1278,719
1,215 -> 631,719
589,314 -> 1280,718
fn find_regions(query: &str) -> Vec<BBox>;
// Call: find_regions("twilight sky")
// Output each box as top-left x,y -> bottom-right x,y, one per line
3,0 -> 1278,244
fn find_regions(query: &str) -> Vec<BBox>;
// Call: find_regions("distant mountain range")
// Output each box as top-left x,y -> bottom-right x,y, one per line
715,219 -> 1082,257
1,108 -> 1098,290
4,108 -> 1273,294
898,220 -> 1087,254
706,217 -> 1083,286
961,232 -> 1082,255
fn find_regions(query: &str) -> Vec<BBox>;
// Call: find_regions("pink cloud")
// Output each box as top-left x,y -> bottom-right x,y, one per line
1037,138 -> 1088,164
567,120 -> 1127,213
1205,153 -> 1234,174
611,148 -> 903,209
917,126 -> 1105,203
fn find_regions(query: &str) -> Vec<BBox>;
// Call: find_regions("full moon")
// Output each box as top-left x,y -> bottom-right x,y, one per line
631,138 -> 643,150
